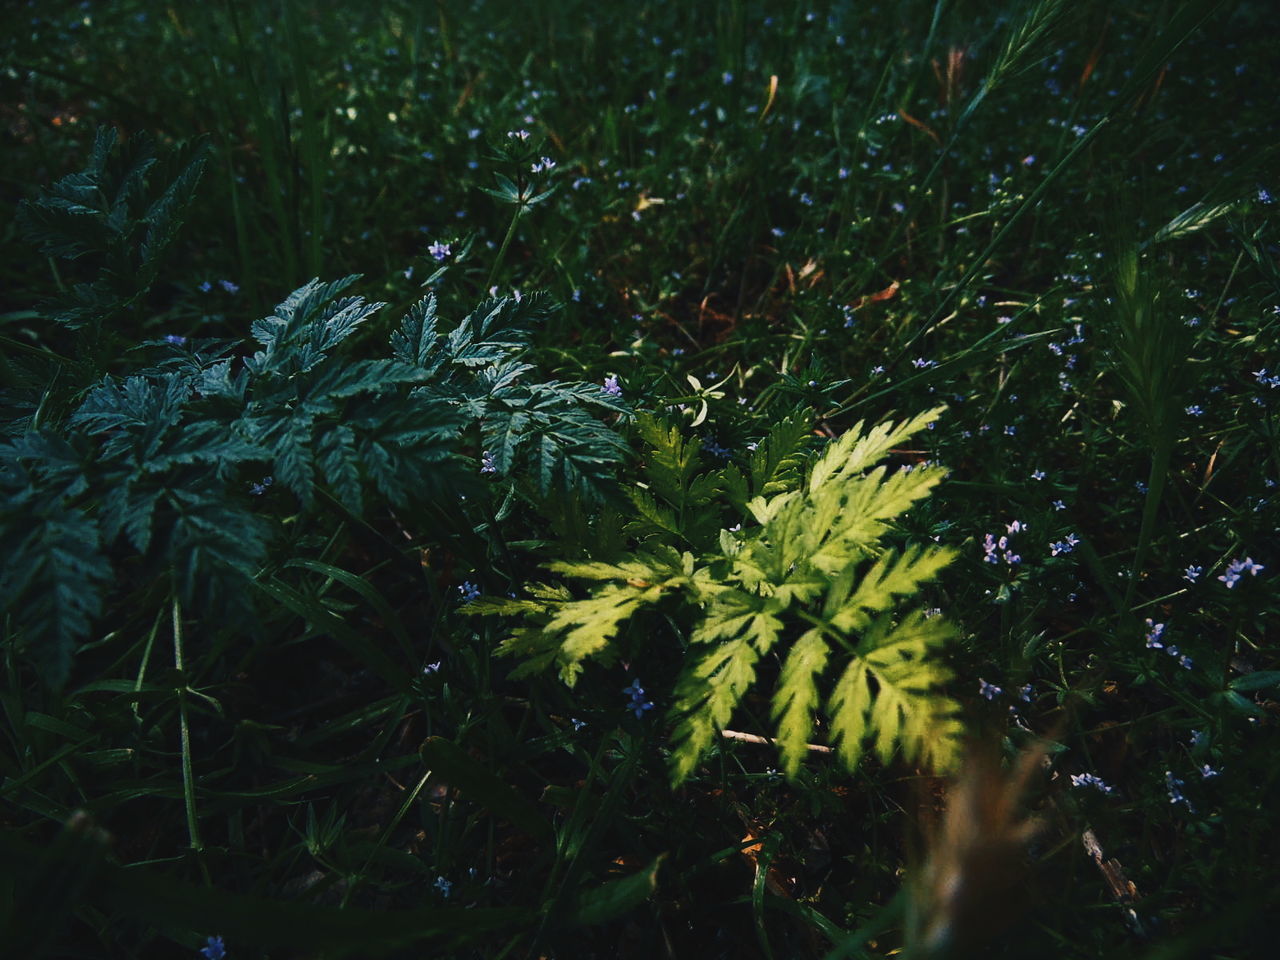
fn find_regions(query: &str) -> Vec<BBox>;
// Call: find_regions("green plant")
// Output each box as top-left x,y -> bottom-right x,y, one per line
474,406 -> 964,783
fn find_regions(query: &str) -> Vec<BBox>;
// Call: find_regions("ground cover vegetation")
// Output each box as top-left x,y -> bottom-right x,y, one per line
1,0 -> 1277,956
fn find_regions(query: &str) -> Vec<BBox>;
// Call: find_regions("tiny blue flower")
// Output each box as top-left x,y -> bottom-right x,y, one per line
1052,500 -> 1067,511
219,280 -> 240,294
428,241 -> 451,261
164,334 -> 188,346
200,936 -> 226,960
458,581 -> 481,603
198,281 -> 213,293
602,374 -> 623,398
1031,470 -> 1046,481
978,678 -> 1002,700
1185,404 -> 1204,417
1183,564 -> 1202,583
434,876 -> 452,897
1070,772 -> 1114,794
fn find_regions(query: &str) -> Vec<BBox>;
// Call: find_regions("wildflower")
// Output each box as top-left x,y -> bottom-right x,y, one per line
1219,556 -> 1264,588
1185,404 -> 1204,417
1178,654 -> 1194,670
1259,187 -> 1275,205
530,156 -> 556,173
702,437 -> 731,460
1052,499 -> 1066,511
1165,770 -> 1191,809
623,678 -> 654,719
1199,763 -> 1219,778
570,718 -> 587,731
1031,470 -> 1046,481
422,661 -> 441,674
248,476 -> 273,496
1022,154 -> 1036,166
198,280 -> 213,293
164,334 -> 187,346
1144,619 -> 1165,649
480,450 -> 497,475
602,374 -> 623,398
219,280 -> 240,294
434,876 -> 453,897
507,129 -> 531,140
1183,564 -> 1202,583
1070,772 -> 1114,794
458,581 -> 481,603
428,240 -> 451,261
978,678 -> 1002,700
200,936 -> 226,960
1018,683 -> 1034,702
1189,729 -> 1206,748
912,357 -> 936,369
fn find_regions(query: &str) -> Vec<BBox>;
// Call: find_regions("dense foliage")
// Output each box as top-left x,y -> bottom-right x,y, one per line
1,0 -> 1277,957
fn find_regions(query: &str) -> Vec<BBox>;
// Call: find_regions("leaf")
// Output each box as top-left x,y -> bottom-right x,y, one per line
770,628 -> 831,778
418,737 -> 554,845
563,854 -> 665,927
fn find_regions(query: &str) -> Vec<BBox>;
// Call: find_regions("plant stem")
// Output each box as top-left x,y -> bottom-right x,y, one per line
172,596 -> 203,855
486,204 -> 524,292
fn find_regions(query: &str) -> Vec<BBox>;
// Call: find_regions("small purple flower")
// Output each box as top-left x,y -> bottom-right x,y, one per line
1144,619 -> 1165,649
164,334 -> 188,346
248,476 -> 273,496
1071,772 -> 1114,794
1199,763 -> 1219,778
507,129 -> 531,141
978,678 -> 1002,700
480,450 -> 497,475
623,678 -> 654,719
219,280 -> 240,294
433,876 -> 452,897
602,374 -> 623,398
530,156 -> 556,174
1184,565 -> 1202,583
1219,556 -> 1264,588
200,936 -> 226,960
1031,470 -> 1046,481
422,661 -> 442,674
428,240 -> 451,261
198,281 -> 213,293
458,581 -> 481,603
1052,499 -> 1067,511
1166,770 -> 1192,809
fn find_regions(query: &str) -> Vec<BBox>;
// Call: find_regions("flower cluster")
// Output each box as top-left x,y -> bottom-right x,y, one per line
1218,556 -> 1264,588
981,520 -> 1025,565
427,240 -> 451,261
1071,772 -> 1115,795
602,374 -> 623,398
199,936 -> 226,960
480,450 -> 497,475
623,678 -> 654,719
458,581 -> 481,603
1049,532 -> 1079,556
530,156 -> 556,173
1144,619 -> 1193,669
1165,770 -> 1192,809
